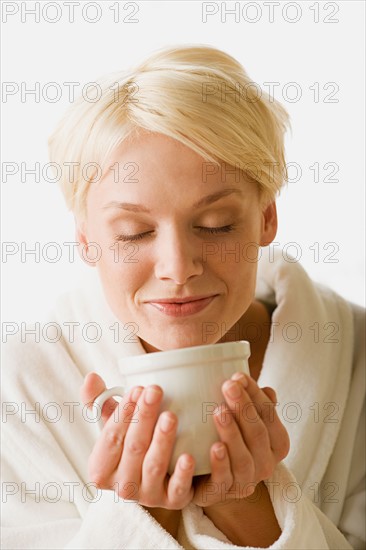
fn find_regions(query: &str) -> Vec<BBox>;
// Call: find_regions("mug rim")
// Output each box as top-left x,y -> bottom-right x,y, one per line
118,340 -> 251,374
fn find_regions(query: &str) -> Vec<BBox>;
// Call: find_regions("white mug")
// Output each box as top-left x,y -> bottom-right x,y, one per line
93,340 -> 251,476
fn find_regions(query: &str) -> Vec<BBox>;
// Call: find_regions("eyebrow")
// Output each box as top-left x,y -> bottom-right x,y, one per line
102,188 -> 243,213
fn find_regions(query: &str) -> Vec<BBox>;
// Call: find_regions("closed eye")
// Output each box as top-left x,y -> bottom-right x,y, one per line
196,225 -> 235,234
114,224 -> 235,243
114,231 -> 153,242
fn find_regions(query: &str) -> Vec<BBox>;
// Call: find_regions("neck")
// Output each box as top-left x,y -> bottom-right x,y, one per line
218,300 -> 272,381
142,506 -> 181,539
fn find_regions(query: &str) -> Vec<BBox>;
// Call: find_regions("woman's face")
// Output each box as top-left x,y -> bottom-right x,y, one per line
77,131 -> 277,351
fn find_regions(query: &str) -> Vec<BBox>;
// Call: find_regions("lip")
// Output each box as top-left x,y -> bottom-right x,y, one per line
145,294 -> 219,317
146,294 -> 217,304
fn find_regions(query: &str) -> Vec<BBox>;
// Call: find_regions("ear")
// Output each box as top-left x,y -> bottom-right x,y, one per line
74,217 -> 97,268
259,201 -> 278,247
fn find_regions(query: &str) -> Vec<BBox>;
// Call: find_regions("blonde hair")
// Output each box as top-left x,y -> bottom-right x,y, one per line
48,44 -> 291,221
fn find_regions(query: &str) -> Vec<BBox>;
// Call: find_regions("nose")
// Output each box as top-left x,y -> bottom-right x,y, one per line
154,227 -> 204,285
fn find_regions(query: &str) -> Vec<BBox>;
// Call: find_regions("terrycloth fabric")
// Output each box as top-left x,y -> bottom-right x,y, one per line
1,249 -> 365,549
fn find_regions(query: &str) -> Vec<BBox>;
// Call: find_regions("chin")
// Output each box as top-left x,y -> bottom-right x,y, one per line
142,331 -> 220,351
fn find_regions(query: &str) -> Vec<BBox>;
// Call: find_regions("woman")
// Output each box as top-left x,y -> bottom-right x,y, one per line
2,45 -> 365,549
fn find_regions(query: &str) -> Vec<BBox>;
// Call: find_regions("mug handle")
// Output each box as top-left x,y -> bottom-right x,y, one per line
92,386 -> 125,430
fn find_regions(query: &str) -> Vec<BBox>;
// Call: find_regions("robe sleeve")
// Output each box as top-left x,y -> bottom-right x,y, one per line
179,463 -> 354,549
337,400 -> 366,549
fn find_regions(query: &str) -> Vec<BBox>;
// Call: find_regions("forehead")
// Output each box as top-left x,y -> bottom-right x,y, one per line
103,131 -> 244,182
88,131 -> 259,207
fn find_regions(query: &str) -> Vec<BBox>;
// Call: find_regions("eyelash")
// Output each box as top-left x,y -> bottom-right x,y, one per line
114,224 -> 235,243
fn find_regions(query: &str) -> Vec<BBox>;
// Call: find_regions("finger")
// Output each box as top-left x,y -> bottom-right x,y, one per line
231,373 -> 290,462
222,380 -> 273,480
140,411 -> 179,506
213,403 -> 256,483
262,386 -> 277,403
166,454 -> 195,509
192,443 -> 233,507
81,372 -> 119,424
116,385 -> 163,496
88,385 -> 143,488
233,374 -> 289,460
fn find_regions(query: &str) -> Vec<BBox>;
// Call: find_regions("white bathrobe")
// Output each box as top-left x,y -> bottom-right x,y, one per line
2,250 -> 365,549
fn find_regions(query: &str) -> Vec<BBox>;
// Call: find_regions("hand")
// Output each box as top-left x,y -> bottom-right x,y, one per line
80,372 -> 196,510
192,372 -> 290,508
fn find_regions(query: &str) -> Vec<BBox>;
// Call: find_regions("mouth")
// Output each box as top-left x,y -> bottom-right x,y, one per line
144,294 -> 219,317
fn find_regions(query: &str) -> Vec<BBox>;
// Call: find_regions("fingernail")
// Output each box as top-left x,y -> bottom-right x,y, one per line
160,413 -> 175,433
223,381 -> 242,399
180,455 -> 194,470
232,372 -> 249,387
131,386 -> 143,401
215,406 -> 232,425
144,386 -> 162,405
214,444 -> 226,460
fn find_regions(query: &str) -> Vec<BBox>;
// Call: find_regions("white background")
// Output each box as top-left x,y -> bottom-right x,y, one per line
2,0 -> 365,323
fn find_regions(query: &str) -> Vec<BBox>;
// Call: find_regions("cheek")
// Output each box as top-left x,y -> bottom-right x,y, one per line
208,237 -> 260,301
96,238 -> 152,298
224,261 -> 258,295
89,226 -> 134,272
205,234 -> 261,273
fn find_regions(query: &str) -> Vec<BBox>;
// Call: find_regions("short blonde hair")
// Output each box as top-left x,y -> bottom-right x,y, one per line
48,44 -> 290,221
